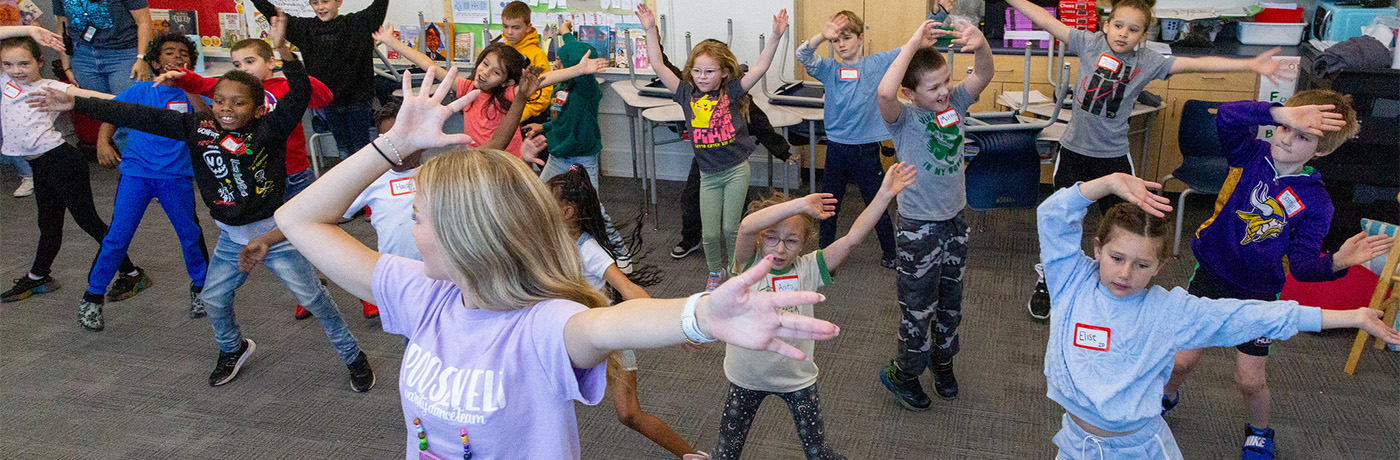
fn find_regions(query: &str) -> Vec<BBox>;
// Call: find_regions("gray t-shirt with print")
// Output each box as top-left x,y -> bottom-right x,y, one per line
886,85 -> 976,222
1060,29 -> 1175,158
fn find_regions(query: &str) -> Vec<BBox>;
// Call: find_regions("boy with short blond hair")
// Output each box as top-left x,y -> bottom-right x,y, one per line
1162,90 -> 1392,460
500,1 -> 554,125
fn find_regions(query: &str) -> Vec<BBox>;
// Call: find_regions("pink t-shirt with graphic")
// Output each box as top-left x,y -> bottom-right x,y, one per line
455,78 -> 524,157
373,255 -> 606,460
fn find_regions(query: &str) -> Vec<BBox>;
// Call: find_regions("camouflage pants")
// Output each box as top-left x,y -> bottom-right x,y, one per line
893,214 -> 969,374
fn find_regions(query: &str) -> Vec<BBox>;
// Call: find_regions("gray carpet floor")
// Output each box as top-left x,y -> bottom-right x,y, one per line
1,163 -> 1397,459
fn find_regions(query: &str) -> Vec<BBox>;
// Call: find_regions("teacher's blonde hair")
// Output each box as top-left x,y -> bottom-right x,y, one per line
415,148 -> 608,311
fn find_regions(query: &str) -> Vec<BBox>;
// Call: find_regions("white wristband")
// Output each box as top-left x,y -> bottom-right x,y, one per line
681,292 -> 715,343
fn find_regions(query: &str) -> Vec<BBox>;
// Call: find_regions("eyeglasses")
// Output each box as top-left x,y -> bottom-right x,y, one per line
762,233 -> 803,250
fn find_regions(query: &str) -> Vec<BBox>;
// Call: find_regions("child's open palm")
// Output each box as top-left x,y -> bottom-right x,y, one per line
950,20 -> 986,53
881,162 -> 918,196
27,86 -> 75,112
702,255 -> 839,360
1352,307 -> 1400,345
269,7 -> 289,49
1334,231 -> 1394,270
1083,173 -> 1173,217
372,25 -> 400,45
1273,104 -> 1346,137
771,9 -> 790,38
822,14 -> 850,41
907,20 -> 942,49
636,3 -> 657,30
572,49 -> 610,75
1248,48 -> 1289,85
515,65 -> 544,100
385,66 -> 480,152
800,193 -> 838,220
150,69 -> 187,87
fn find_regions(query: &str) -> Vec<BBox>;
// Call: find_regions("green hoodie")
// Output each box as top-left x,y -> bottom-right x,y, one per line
541,33 -> 602,158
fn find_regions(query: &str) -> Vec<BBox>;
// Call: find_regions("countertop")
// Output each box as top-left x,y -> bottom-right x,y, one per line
982,38 -> 1301,58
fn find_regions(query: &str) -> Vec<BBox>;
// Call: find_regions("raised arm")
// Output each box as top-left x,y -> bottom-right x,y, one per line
538,49 -> 609,87
637,3 -> 680,91
154,68 -> 218,97
563,256 -> 838,368
740,9 -> 789,91
1006,0 -> 1071,42
275,66 -> 478,301
260,46 -> 312,143
878,20 -> 940,124
482,66 -> 542,152
1170,48 -> 1287,84
1037,174 -> 1172,298
949,20 -> 994,99
824,163 -> 915,268
34,88 -> 193,141
0,26 -> 64,51
374,26 -> 451,76
733,193 -> 836,273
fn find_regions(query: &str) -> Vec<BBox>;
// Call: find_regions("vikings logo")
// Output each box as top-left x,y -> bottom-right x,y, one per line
1235,182 -> 1286,245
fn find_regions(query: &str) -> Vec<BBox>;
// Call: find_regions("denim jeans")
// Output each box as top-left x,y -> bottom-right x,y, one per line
283,168 -> 313,201
819,141 -> 896,260
313,101 -> 375,159
71,44 -> 137,151
2,155 -> 32,178
201,230 -> 361,364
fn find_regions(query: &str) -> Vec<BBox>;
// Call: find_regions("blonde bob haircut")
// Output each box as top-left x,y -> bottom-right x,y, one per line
415,148 -> 608,312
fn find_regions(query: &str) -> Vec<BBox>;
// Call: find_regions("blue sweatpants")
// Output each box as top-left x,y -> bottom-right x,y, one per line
87,176 -> 208,296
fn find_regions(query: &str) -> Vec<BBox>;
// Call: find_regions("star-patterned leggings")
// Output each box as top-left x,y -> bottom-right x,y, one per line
713,383 -> 844,460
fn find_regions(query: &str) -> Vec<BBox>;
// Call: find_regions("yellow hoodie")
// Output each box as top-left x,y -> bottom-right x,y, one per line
510,26 -> 553,120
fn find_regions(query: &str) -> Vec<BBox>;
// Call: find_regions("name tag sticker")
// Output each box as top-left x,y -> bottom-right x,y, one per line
1074,323 -> 1111,351
2,82 -> 20,99
167,101 -> 189,112
1096,54 -> 1122,73
553,90 -> 569,106
219,135 -> 244,154
389,177 -> 417,196
839,68 -> 859,80
771,274 -> 800,292
1277,187 -> 1304,218
934,108 -> 961,128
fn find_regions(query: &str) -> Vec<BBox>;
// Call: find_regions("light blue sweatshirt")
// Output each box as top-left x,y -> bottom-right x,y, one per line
795,44 -> 899,145
1037,184 -> 1323,433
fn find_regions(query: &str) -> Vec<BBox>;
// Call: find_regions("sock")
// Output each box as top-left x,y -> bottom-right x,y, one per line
83,291 -> 105,304
1247,425 -> 1272,437
27,273 -> 44,281
125,269 -> 140,277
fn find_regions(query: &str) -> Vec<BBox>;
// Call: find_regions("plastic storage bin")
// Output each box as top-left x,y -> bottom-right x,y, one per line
1237,21 -> 1307,46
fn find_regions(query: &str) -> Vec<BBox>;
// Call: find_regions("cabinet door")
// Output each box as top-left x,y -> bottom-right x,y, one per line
863,0 -> 929,60
1154,89 -> 1255,192
795,0 -> 866,81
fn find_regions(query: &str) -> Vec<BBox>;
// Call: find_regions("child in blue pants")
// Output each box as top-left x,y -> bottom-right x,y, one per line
82,34 -> 210,327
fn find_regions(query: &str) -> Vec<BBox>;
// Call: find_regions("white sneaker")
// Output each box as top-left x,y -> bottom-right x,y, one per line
13,177 -> 33,197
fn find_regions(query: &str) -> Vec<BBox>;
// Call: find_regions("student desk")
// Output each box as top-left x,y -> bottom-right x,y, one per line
610,80 -> 676,212
1010,102 -> 1164,180
766,103 -> 823,193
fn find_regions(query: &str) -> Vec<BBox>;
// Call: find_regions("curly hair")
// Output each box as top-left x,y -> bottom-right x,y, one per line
145,33 -> 198,68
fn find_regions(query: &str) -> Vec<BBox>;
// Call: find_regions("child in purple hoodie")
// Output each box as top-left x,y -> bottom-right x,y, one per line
1162,90 -> 1393,460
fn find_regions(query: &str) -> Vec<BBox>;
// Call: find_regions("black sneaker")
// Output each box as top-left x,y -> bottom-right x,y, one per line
930,360 -> 959,399
107,268 -> 153,302
209,338 -> 256,387
2,275 -> 60,302
78,299 -> 104,332
670,241 -> 701,259
348,351 -> 375,393
188,290 -> 207,319
879,361 -> 931,411
1027,264 -> 1050,320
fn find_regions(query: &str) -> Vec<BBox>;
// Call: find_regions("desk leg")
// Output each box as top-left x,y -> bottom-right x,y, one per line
807,120 -> 817,194
782,126 -> 791,196
647,122 -> 660,230
1138,111 -> 1154,179
627,109 -> 640,185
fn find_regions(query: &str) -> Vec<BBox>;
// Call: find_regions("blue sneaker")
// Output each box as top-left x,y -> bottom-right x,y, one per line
879,361 -> 931,411
1161,391 -> 1180,414
1241,424 -> 1275,460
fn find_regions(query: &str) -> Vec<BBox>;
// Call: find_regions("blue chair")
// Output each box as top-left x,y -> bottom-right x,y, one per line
1160,100 -> 1230,256
965,127 -> 1042,211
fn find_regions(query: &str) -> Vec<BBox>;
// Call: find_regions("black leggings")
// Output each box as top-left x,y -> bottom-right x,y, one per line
1052,146 -> 1133,215
713,383 -> 844,460
26,144 -> 135,277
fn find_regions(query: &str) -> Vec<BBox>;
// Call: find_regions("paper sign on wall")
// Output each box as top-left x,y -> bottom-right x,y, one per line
1257,56 -> 1301,140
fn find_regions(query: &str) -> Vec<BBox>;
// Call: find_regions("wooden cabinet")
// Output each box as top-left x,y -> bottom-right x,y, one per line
794,0 -> 924,80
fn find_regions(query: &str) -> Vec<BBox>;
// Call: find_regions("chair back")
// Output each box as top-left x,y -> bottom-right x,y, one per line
1172,100 -> 1231,194
965,130 -> 1041,211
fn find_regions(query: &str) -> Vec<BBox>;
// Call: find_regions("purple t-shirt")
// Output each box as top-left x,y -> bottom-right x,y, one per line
373,255 -> 607,460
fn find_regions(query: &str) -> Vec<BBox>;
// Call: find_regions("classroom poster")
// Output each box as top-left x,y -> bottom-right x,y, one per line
452,0 -> 489,24
219,12 -> 247,48
423,22 -> 448,61
0,0 -> 43,26
454,32 -> 475,62
1257,56 -> 1301,140
152,9 -> 199,36
400,24 -> 422,52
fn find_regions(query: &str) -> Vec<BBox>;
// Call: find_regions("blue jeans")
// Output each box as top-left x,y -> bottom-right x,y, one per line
87,176 -> 208,295
2,155 -> 32,178
819,141 -> 896,260
313,101 -> 375,159
201,230 -> 361,363
71,44 -> 138,151
283,168 -> 313,201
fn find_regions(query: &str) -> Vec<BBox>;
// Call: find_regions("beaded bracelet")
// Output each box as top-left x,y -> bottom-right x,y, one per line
370,139 -> 396,166
380,134 -> 405,165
